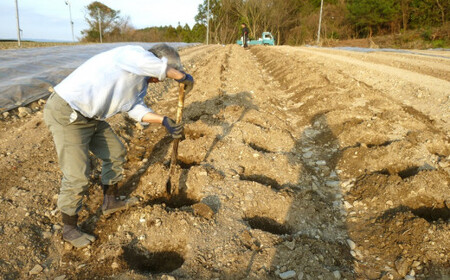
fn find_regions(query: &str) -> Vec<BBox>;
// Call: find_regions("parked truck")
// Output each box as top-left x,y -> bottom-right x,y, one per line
237,32 -> 275,46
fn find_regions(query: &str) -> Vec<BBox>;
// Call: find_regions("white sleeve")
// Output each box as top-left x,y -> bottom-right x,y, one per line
115,47 -> 168,80
127,99 -> 154,122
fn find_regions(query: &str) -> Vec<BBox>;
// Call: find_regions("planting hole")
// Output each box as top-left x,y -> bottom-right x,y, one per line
245,216 -> 292,235
412,207 -> 450,222
398,164 -> 435,179
122,245 -> 184,274
373,169 -> 390,176
164,159 -> 199,170
248,142 -> 271,153
188,115 -> 201,122
239,174 -> 281,189
366,140 -> 399,148
178,161 -> 200,170
398,166 -> 420,179
149,193 -> 199,209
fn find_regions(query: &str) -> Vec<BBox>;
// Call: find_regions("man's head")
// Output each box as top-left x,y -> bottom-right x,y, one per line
241,23 -> 247,28
148,44 -> 183,71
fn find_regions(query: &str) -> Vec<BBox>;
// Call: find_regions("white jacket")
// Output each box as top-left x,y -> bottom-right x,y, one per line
54,45 -> 168,122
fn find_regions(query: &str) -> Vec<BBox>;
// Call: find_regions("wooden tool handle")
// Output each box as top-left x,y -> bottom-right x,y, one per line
168,84 -> 186,177
175,83 -> 186,124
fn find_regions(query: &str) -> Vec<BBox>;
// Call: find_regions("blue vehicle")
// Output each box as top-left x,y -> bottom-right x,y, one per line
237,32 -> 275,46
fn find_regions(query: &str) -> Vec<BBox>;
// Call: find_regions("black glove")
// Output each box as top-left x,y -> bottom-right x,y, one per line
162,116 -> 183,139
175,71 -> 194,94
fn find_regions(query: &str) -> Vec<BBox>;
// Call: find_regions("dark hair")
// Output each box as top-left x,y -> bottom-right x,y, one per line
148,44 -> 183,71
241,23 -> 247,26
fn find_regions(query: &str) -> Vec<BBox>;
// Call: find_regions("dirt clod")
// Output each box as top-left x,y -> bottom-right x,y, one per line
192,202 -> 214,219
29,264 -> 43,275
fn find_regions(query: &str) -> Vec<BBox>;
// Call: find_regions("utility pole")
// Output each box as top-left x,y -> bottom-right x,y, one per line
15,0 -> 21,47
97,8 -> 102,43
206,0 -> 210,45
316,0 -> 324,45
65,1 -> 75,42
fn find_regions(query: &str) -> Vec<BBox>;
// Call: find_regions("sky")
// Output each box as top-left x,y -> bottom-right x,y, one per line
0,0 -> 204,41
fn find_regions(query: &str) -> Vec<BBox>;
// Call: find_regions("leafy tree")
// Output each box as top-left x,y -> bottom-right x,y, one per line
191,23 -> 207,42
181,24 -> 194,42
79,0 -> 448,46
400,0 -> 412,31
81,1 -> 122,42
409,0 -> 448,28
195,0 -> 219,42
347,0 -> 398,37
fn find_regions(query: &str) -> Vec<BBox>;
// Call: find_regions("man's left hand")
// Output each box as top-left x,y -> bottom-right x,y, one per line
162,116 -> 184,139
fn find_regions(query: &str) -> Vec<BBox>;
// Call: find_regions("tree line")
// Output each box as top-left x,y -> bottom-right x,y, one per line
81,0 -> 449,45
80,1 -> 205,43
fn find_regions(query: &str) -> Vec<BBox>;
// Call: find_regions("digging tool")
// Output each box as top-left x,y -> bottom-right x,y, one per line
166,83 -> 186,195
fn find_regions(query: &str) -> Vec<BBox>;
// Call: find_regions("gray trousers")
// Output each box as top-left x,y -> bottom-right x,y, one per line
43,93 -> 126,216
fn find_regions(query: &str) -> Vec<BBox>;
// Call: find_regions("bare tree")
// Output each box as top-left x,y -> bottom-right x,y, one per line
435,0 -> 446,25
196,0 -> 240,44
269,0 -> 298,45
232,0 -> 271,39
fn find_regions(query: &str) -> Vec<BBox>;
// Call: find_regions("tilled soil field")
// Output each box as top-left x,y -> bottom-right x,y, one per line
0,45 -> 449,280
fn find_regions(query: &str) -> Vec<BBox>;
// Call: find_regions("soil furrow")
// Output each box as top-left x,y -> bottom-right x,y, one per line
0,44 -> 448,280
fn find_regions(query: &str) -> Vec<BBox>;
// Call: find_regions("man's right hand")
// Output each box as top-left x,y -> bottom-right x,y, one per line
162,116 -> 183,139
176,71 -> 194,94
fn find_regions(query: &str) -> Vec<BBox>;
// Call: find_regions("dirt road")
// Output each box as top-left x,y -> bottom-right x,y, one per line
0,45 -> 449,279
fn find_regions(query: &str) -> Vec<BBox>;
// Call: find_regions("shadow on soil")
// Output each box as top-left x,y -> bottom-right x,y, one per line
79,97 -> 355,278
120,91 -> 257,200
378,205 -> 450,223
78,92 -> 260,277
230,113 -> 354,279
272,113 -> 353,278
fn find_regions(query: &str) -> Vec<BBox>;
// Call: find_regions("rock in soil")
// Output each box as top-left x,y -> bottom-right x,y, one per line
192,202 -> 214,219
